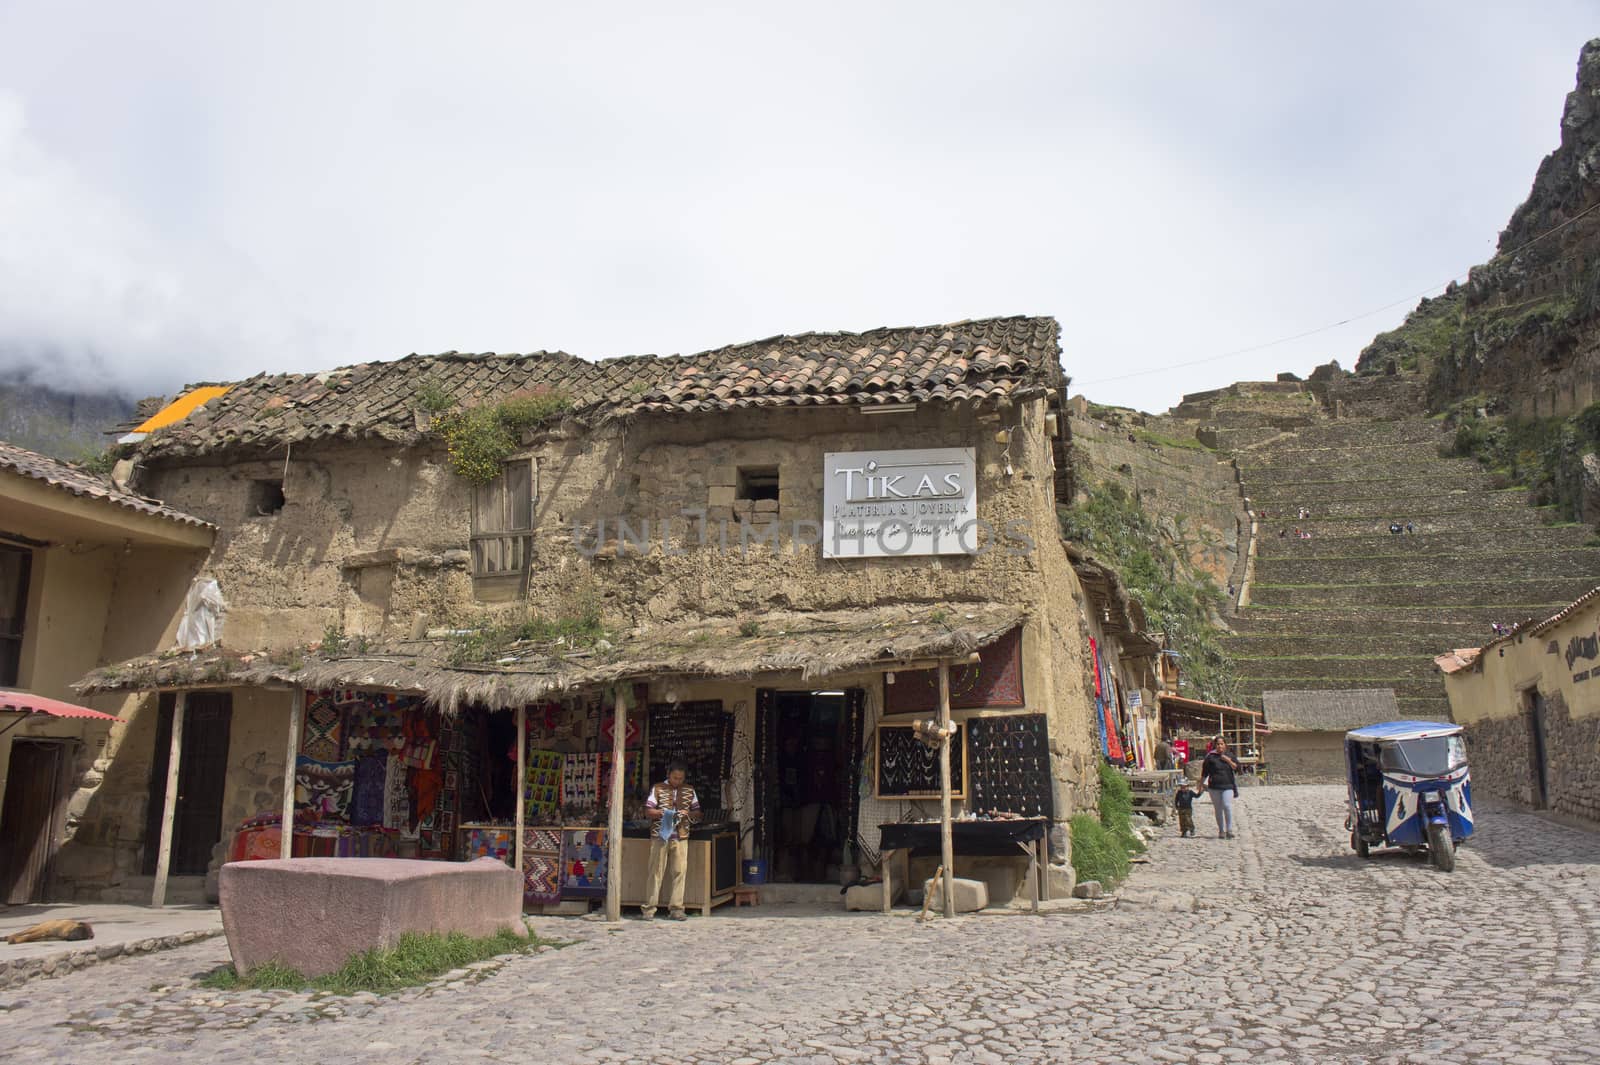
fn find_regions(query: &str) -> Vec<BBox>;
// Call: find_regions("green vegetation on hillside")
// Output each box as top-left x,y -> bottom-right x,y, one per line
1444,400 -> 1600,520
1359,269 -> 1593,378
1059,483 -> 1240,706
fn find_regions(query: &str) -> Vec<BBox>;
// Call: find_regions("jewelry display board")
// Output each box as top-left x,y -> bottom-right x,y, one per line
965,713 -> 1053,818
647,700 -> 728,809
873,722 -> 966,799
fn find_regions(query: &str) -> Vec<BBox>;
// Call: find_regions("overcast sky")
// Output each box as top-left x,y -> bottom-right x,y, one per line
0,3 -> 1595,411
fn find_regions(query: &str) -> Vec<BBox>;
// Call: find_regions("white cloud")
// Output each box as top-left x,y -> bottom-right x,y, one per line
0,91 -> 310,395
0,2 -> 1594,409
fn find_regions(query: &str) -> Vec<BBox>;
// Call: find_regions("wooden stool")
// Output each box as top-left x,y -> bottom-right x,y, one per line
732,885 -> 761,907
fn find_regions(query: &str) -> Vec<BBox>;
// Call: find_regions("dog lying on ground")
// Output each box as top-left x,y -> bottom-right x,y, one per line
4,919 -> 95,944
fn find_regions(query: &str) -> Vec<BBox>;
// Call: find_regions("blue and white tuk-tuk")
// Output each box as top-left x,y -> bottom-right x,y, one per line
1344,721 -> 1472,872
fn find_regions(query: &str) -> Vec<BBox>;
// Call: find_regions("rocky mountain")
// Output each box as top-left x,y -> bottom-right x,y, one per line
1357,38 -> 1600,418
0,379 -> 136,461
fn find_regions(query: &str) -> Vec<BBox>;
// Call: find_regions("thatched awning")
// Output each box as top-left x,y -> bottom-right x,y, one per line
75,603 -> 1027,714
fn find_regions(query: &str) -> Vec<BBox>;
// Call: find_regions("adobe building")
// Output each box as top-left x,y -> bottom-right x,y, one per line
71,317 -> 1158,909
1259,689 -> 1411,784
1435,587 -> 1600,824
0,441 -> 213,903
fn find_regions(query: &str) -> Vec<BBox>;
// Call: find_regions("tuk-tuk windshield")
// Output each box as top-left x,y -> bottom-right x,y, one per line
1379,735 -> 1466,776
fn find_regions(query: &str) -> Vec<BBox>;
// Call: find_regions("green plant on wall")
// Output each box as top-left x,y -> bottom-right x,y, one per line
432,388 -> 572,485
1059,482 -> 1240,707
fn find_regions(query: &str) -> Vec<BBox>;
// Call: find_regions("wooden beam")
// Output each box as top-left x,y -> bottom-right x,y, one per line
280,687 -> 303,860
605,686 -> 627,923
937,659 -> 955,920
514,704 -> 527,903
151,691 -> 186,908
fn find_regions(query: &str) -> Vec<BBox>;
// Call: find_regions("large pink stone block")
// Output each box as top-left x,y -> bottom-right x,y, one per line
219,857 -> 525,977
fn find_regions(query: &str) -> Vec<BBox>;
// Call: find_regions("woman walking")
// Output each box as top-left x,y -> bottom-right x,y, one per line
1200,737 -> 1242,839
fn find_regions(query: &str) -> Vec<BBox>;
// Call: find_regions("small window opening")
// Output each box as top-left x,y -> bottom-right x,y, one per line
737,466 -> 780,502
249,479 -> 285,516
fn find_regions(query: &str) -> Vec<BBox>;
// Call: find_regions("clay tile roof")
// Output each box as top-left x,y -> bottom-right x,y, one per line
0,440 -> 214,530
133,317 -> 1063,458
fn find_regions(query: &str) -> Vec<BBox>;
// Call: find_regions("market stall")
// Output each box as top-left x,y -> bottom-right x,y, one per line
234,685 -> 743,913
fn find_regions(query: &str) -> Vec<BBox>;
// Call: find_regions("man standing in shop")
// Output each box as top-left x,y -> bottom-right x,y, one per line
641,761 -> 701,921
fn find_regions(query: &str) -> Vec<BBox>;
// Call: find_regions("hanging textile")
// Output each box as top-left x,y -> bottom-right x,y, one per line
559,829 -> 609,899
350,752 -> 388,826
523,827 -> 563,906
1090,638 -> 1125,763
385,753 -> 412,834
301,694 -> 344,762
524,749 -> 562,823
294,756 -> 356,820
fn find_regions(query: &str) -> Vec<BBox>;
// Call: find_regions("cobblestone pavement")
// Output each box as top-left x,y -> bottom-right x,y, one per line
1,785 -> 1597,1064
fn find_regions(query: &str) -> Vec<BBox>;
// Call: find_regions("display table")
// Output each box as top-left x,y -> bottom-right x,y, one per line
619,823 -> 739,916
877,818 -> 1049,913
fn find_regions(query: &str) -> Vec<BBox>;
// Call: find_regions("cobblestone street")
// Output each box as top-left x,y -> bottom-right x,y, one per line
2,785 -> 1597,1064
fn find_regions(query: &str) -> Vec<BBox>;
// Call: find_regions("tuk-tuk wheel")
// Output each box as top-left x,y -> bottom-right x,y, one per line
1352,831 -> 1370,859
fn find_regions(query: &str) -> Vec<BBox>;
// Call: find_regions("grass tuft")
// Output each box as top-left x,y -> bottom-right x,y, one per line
198,927 -> 561,995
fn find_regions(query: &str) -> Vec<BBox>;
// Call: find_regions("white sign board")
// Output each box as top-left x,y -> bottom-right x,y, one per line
823,447 -> 978,558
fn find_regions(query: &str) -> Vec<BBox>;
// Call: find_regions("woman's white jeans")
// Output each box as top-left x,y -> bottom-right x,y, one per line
1208,788 -> 1236,836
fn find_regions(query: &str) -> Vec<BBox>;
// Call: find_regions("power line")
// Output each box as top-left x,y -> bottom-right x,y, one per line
1076,199 -> 1600,387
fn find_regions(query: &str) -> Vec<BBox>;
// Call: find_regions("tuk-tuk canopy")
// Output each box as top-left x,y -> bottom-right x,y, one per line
1345,720 -> 1462,743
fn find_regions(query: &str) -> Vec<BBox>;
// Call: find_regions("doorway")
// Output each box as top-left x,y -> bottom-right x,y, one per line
143,692 -> 234,877
763,690 -> 857,884
1526,689 -> 1551,810
0,739 -> 65,903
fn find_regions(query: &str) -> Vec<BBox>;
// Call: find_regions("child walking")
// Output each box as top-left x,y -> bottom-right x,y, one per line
1173,780 -> 1200,837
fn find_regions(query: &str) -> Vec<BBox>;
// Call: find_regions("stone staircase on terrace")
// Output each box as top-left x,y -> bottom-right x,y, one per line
1225,415 -> 1600,720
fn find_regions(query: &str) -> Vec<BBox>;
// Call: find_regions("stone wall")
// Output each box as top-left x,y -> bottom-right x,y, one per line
1064,414 -> 1246,589
1460,688 -> 1600,825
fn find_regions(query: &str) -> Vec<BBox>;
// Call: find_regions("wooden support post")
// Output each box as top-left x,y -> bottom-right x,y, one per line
938,659 -> 955,920
514,704 -> 526,898
606,686 -> 627,923
1037,836 -> 1049,903
280,687 -> 303,860
151,690 -> 187,908
880,849 -> 893,913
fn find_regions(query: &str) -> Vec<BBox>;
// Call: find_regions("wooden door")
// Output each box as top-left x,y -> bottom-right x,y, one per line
0,740 -> 64,903
143,692 -> 234,876
1527,691 -> 1551,810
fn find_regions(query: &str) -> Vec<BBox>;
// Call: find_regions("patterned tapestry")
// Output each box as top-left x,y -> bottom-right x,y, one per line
294,756 -> 356,819
461,825 -> 514,863
524,749 -> 562,823
385,754 -> 412,835
301,693 -> 345,761
523,827 -> 563,906
350,752 -> 388,826
560,829 -> 609,899
884,626 -> 1025,714
600,749 -> 644,799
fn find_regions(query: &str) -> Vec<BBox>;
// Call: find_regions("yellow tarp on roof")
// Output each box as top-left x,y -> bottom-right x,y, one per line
135,386 -> 232,432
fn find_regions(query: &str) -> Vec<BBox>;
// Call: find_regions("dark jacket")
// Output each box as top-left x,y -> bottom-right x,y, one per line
1173,786 -> 1198,811
1201,752 -> 1238,792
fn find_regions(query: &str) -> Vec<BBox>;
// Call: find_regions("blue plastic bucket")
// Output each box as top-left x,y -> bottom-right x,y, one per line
742,859 -> 768,885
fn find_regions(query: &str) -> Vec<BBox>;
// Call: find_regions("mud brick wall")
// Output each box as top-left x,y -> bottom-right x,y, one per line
1262,731 -> 1345,785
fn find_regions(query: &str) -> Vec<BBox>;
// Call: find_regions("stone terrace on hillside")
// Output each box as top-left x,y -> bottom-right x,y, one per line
1225,412 -> 1600,720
